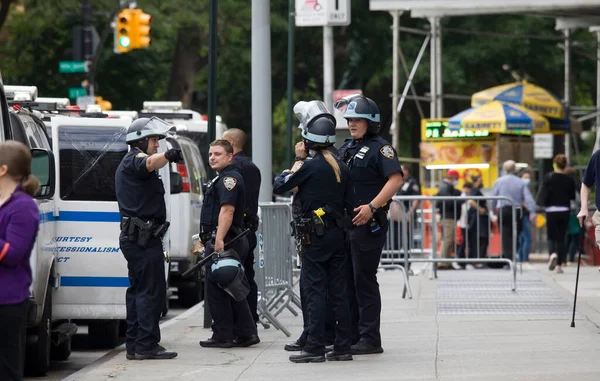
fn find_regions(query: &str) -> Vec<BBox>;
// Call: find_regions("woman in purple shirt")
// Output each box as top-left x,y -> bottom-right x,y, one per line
0,141 -> 41,381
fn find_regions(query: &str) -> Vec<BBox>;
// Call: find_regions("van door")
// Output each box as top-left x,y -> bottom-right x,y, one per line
50,117 -> 131,319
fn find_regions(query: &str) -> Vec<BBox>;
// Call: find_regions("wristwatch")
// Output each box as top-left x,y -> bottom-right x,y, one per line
294,156 -> 306,162
368,203 -> 377,214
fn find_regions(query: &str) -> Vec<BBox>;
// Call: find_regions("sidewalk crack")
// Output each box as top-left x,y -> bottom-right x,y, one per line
234,331 -> 283,381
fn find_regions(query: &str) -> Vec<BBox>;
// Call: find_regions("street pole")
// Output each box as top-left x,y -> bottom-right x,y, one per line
429,17 -> 437,118
564,29 -> 571,160
286,0 -> 295,169
323,26 -> 334,113
391,11 -> 399,151
82,0 -> 94,96
252,0 -> 273,202
204,0 -> 218,329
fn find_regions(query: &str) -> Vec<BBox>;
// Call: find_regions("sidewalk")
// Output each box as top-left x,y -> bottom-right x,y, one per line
65,263 -> 600,381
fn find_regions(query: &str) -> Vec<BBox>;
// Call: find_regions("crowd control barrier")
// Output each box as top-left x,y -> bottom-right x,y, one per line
385,195 -> 520,296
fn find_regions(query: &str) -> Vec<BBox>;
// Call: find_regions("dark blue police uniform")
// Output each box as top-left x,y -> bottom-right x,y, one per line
200,164 -> 257,342
273,154 -> 354,356
339,135 -> 402,349
116,148 -> 167,356
232,152 -> 261,323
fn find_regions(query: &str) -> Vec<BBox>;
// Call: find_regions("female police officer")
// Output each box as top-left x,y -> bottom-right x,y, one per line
116,117 -> 182,360
335,95 -> 403,355
273,100 -> 354,363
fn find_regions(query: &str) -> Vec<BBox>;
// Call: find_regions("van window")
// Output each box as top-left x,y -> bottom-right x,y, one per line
176,131 -> 209,166
58,125 -> 128,201
178,140 -> 201,194
22,115 -> 51,149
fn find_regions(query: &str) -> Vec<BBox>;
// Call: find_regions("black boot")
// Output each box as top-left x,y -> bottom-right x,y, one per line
284,339 -> 305,352
232,334 -> 260,347
134,346 -> 178,360
200,337 -> 233,348
326,350 -> 353,361
289,350 -> 326,363
351,341 -> 384,355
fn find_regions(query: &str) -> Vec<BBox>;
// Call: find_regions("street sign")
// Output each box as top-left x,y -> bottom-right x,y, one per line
68,87 -> 86,99
76,95 -> 96,108
59,61 -> 89,74
295,0 -> 351,27
533,133 -> 554,159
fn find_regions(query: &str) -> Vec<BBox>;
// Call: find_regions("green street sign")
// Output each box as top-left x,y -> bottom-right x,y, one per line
68,87 -> 87,99
59,61 -> 89,74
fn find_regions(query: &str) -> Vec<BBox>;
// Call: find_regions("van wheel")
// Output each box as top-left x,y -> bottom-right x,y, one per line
24,289 -> 52,377
88,320 -> 120,349
51,336 -> 71,361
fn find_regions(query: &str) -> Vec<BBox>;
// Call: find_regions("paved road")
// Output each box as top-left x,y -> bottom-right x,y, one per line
25,299 -> 187,381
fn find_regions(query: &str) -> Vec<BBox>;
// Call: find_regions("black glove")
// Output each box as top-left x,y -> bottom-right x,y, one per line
165,148 -> 183,163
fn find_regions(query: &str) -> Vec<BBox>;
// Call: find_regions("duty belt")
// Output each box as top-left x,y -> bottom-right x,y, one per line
121,216 -> 170,248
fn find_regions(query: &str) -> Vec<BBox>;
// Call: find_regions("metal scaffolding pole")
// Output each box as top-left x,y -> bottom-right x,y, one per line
429,17 -> 438,118
323,26 -> 334,113
391,10 -> 400,150
435,17 -> 443,118
595,30 -> 600,153
564,29 -> 571,160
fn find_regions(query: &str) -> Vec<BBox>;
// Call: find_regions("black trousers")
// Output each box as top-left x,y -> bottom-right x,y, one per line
546,211 -> 571,266
120,237 -> 166,355
206,233 -> 257,341
0,300 -> 27,381
302,227 -> 351,355
500,207 -> 522,261
349,222 -> 387,347
244,230 -> 259,324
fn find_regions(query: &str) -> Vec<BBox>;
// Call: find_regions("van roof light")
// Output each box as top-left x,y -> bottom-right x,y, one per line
4,85 -> 38,101
86,104 -> 103,113
142,101 -> 183,111
36,97 -> 71,108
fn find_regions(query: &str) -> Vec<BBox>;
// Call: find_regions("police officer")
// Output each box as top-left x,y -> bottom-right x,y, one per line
116,117 -> 181,360
222,128 -> 261,324
335,95 -> 404,355
273,100 -> 354,363
198,139 -> 260,348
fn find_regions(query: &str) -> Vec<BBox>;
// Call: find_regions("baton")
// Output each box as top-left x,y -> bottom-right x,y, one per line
181,229 -> 250,278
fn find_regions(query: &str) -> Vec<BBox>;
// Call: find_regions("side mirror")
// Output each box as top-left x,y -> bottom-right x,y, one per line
30,148 -> 55,199
170,172 -> 183,194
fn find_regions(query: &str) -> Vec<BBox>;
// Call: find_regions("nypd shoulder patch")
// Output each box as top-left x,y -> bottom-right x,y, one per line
223,176 -> 237,191
380,145 -> 394,159
136,152 -> 148,158
290,161 -> 304,173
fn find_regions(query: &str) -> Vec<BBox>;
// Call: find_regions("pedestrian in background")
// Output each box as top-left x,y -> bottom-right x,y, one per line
435,169 -> 462,270
0,141 -> 41,381
565,167 -> 581,264
518,169 -> 533,264
491,160 -> 536,265
536,154 -> 576,274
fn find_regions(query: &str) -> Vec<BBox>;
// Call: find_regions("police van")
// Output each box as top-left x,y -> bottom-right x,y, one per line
2,84 -> 175,375
139,101 -> 224,306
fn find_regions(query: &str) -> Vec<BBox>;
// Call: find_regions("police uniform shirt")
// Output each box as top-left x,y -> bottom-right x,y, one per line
115,148 -> 166,223
200,165 -> 246,230
272,155 -> 353,218
398,175 -> 420,209
339,136 -> 403,207
233,152 -> 261,217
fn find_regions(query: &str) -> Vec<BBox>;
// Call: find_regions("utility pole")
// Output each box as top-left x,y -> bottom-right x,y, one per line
82,0 -> 94,96
286,0 -> 295,169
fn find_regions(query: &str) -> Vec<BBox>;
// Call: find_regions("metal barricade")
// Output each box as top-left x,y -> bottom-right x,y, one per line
386,195 -> 520,295
255,202 -> 299,337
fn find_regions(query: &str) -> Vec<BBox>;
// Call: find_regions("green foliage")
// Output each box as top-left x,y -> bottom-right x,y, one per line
1,1 -> 599,166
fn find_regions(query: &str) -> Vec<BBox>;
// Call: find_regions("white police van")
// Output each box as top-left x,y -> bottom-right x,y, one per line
1,84 -> 174,376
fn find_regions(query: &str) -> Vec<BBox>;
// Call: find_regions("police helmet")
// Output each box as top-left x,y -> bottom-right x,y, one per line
125,116 -> 175,144
210,250 -> 250,301
336,95 -> 381,135
293,100 -> 336,148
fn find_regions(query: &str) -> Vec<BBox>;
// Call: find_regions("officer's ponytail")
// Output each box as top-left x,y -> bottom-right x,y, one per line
322,150 -> 341,183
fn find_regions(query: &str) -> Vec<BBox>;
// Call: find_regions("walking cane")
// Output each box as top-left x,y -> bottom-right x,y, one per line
570,217 -> 586,328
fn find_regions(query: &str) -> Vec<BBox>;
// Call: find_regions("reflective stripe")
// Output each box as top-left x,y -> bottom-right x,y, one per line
0,242 -> 9,262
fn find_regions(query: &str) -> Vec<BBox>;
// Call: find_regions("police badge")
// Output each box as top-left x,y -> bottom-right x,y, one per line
223,176 -> 237,191
380,145 -> 394,159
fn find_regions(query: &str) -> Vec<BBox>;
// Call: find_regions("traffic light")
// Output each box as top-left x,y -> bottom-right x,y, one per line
114,9 -> 133,53
131,10 -> 151,49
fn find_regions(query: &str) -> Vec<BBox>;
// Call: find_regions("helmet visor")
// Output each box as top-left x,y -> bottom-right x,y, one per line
293,100 -> 331,130
144,116 -> 176,138
333,93 -> 363,112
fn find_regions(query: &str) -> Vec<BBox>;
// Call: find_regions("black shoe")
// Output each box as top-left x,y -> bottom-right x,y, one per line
126,353 -> 135,360
232,334 -> 260,347
324,345 -> 333,353
284,340 -> 305,352
326,350 -> 353,361
134,348 -> 178,360
200,338 -> 233,348
351,342 -> 384,355
289,350 -> 326,363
